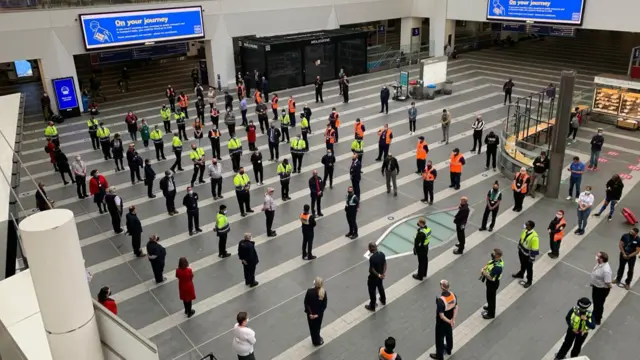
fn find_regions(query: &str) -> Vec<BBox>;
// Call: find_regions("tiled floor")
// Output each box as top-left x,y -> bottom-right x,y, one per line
17,34 -> 640,360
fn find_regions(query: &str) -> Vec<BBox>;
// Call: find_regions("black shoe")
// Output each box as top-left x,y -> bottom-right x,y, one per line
350,234 -> 359,239
63,181 -> 69,186
483,305 -> 489,311
307,255 -> 317,260
199,180 -> 206,184
488,227 -> 493,232
222,253 -> 231,258
512,273 -> 523,279
482,311 -> 494,319
189,231 -> 195,236
149,194 -> 156,198
421,199 -> 428,203
379,297 -> 386,306
412,274 -> 423,281
345,233 -> 353,237
429,354 -> 443,360
247,209 -> 255,213
522,282 -> 532,288
196,228 -> 203,233
317,213 -> 324,217
187,310 -> 195,318
364,305 -> 375,312
453,249 -> 463,255
268,232 -> 277,237
241,213 -> 247,217
250,282 -> 259,288
479,227 -> 487,231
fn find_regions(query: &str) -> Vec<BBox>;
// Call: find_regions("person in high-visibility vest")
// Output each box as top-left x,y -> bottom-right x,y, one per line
512,220 -> 539,288
87,117 -> 100,150
279,109 -> 290,143
329,108 -> 340,142
300,204 -> 317,260
254,89 -> 262,105
228,135 -> 243,173
351,135 -> 364,163
177,92 -> 189,119
416,136 -> 428,174
189,144 -> 206,187
421,160 -> 437,204
208,126 -> 222,160
175,108 -> 188,140
553,298 -> 595,359
376,124 -> 393,161
449,148 -> 465,190
547,210 -> 566,259
277,159 -> 293,200
96,123 -> 112,160
300,112 -> 310,151
412,218 -> 431,281
379,337 -> 401,360
480,248 -> 504,319
214,204 -> 231,258
480,181 -> 502,231
160,105 -> 172,133
324,123 -> 336,152
236,82 -> 246,101
170,133 -> 184,172
149,125 -> 166,161
430,280 -> 458,360
233,167 -> 253,216
290,135 -> 307,173
271,93 -> 279,120
512,167 -> 530,212
354,118 -> 365,138
288,96 -> 296,127
44,121 -> 59,147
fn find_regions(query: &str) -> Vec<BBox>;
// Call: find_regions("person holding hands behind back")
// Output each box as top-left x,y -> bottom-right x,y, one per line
304,276 -> 328,346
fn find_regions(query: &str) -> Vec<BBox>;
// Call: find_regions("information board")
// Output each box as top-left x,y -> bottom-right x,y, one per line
79,7 -> 204,51
52,77 -> 79,111
487,0 -> 586,25
400,71 -> 409,87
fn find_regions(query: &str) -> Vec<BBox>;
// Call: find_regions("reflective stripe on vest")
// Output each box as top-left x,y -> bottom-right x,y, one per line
416,141 -> 427,160
450,153 -> 463,173
172,137 -> 183,150
216,213 -> 230,232
485,259 -> 504,281
570,307 -> 591,333
228,138 -> 242,150
422,168 -> 435,181
440,292 -> 457,311
351,140 -> 363,153
233,173 -> 250,188
512,173 -> 529,193
150,130 -> 163,143
325,128 -> 335,143
379,348 -> 397,360
97,128 -> 110,139
277,163 -> 292,179
553,218 -> 566,241
161,108 -> 171,120
254,91 -> 262,103
189,148 -> 205,161
280,115 -> 290,125
87,119 -> 99,129
421,227 -> 431,245
300,213 -> 310,225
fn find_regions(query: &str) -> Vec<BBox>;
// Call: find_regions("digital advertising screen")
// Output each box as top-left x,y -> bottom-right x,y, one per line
14,60 -> 33,77
52,77 -> 79,111
79,6 -> 204,51
486,0 -> 586,25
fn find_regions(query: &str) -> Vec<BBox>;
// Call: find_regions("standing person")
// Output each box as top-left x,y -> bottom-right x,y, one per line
375,124 -> 393,161
240,97 -> 248,126
97,287 -> 117,315
232,312 -> 257,360
321,149 -> 335,189
300,112 -> 310,151
161,104 -> 172,132
87,116 -> 100,150
300,204 -> 317,260
182,187 -> 203,236
421,160 -> 437,204
591,251 -> 613,325
452,197 -> 470,255
256,101 -> 269,134
345,185 -> 359,239
449,148 -> 465,190
567,108 -> 580,141
225,108 -> 237,135
480,181 -> 502,231
576,185 -> 594,235
210,105 -> 220,128
553,298 -> 596,360
481,249 -> 504,319
207,87 -> 216,111
246,121 -> 257,151
149,125 -> 166,161
503,78 -> 514,105
224,91 -> 234,111
189,144 -> 206,187
125,111 -> 138,141
234,168 -> 253,216
125,206 -> 144,257
40,92 -> 52,120
291,134 -> 306,173
314,76 -> 324,103
53,146 -> 74,186
279,109 -> 291,143
159,171 -> 178,216
308,170 -> 324,216
271,93 -> 279,120
342,75 -> 350,103
530,151 -> 550,197
175,108 -> 188,140
170,132 -> 184,172
193,119 -> 204,146
190,67 -> 199,87
338,68 -> 345,95
288,96 -> 297,127
381,153 -> 399,196
594,174 -> 624,221
196,96 -> 206,122
166,85 -> 176,112
470,115 -> 484,154
614,228 -> 640,291
46,139 -> 58,172
512,167 -> 529,212
589,128 -> 605,170
412,218 -> 431,281
104,187 -> 123,234
484,131 -> 499,171
303,103 -> 312,125
429,280 -> 458,360
250,149 -> 264,185
380,85 -> 390,114
89,169 -> 108,214
121,67 -> 129,91
228,134 -> 243,173
545,83 -> 556,100
324,123 -> 336,152
178,92 -> 189,119
547,210 -> 567,259
126,144 -> 143,185
261,76 -> 269,101
208,158 -> 223,200
97,122 -> 112,160
176,257 -> 196,318
208,126 -> 222,160
267,123 -> 281,161
262,188 -> 277,237
364,242 -> 386,311
277,159 -> 293,201
415,136 -> 428,174
146,234 -> 166,284
214,205 -> 231,258
304,277 -> 327,346
44,121 -> 60,146
328,108 -> 340,142
349,154 -> 362,199
35,183 -> 53,211
512,220 -> 539,288
143,159 -> 156,198
111,133 -> 125,172
441,109 -> 451,144
139,119 -> 150,148
238,233 -> 259,287
408,102 -> 417,134
379,337 -> 402,360
71,155 -> 88,199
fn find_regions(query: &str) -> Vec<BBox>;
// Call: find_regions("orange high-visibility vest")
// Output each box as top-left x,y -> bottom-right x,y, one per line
378,347 -> 398,360
288,99 -> 295,113
553,217 -> 566,241
178,95 -> 188,108
325,128 -> 336,144
300,213 -> 310,225
440,292 -> 457,311
271,95 -> 278,109
254,90 -> 262,104
512,173 -> 529,193
422,168 -> 436,181
378,128 -> 392,144
450,153 -> 463,173
416,140 -> 427,160
354,122 -> 364,138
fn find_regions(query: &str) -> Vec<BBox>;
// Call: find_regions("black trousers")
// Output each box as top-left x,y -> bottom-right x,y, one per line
456,224 -> 466,251
504,91 -> 512,104
516,251 -> 534,284
130,166 -> 142,183
435,322 -> 453,358
367,277 -> 385,309
302,233 -> 314,257
556,328 -> 588,359
347,209 -> 358,235
481,206 -> 498,229
591,285 -> 610,324
171,151 -> 183,171
146,179 -> 154,197
75,175 -> 87,197
181,107 -> 189,119
210,140 -> 221,159
60,169 -> 74,184
150,260 -> 165,283
165,190 -> 176,213
343,88 -> 349,102
307,314 -> 324,345
292,153 -> 303,172
513,191 -> 525,211
616,253 -> 636,285
377,144 -> 389,160
187,209 -> 200,233
281,127 -> 290,142
168,98 -> 175,112
231,153 -> 241,173
416,247 -> 428,279
352,180 -> 360,198
236,191 -> 251,213
265,210 -> 275,234
549,234 -> 561,256
472,130 -> 482,151
269,142 -> 279,160
89,133 -> 100,150
409,120 -> 416,133
486,149 -> 497,169
132,233 -> 142,256
450,172 -> 461,189
485,280 -> 499,316
567,127 -> 578,140
109,210 -> 122,232
183,301 -> 192,314
114,158 -> 124,171
154,143 -> 165,160
423,181 -> 434,203
380,100 -> 388,113
218,232 -> 228,255
211,178 -> 222,197
311,196 -> 322,215
227,124 -> 236,136
281,179 -> 290,199
177,125 -> 188,140
417,159 -> 426,173
100,141 -> 111,159
243,263 -> 256,285
288,111 -> 296,127
323,167 -> 334,187
191,164 -> 205,184
254,167 -> 263,183
257,116 -> 268,134
315,89 -> 323,102
163,120 -> 171,133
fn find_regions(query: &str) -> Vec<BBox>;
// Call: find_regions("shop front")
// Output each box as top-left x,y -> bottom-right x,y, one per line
592,74 -> 640,130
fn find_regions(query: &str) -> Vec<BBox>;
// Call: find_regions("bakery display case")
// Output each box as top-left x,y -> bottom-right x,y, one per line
619,92 -> 640,118
592,75 -> 640,129
593,88 -> 621,115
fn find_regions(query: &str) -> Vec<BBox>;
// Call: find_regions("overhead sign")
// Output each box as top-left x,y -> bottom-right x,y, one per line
411,27 -> 420,37
52,77 -> 79,111
79,6 -> 205,51
487,0 -> 586,25
93,43 -> 188,64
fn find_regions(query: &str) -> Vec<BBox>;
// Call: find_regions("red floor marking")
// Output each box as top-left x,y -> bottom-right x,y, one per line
598,158 -> 608,163
628,165 -> 640,171
619,173 -> 633,180
608,151 -> 619,156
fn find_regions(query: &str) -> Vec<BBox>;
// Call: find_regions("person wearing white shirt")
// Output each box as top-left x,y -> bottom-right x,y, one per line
232,311 -> 256,360
262,188 -> 277,237
471,115 -> 484,154
71,155 -> 88,199
208,159 -> 224,200
576,185 -> 594,235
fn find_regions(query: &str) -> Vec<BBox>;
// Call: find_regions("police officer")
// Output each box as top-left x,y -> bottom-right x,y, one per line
175,108 -> 188,140
87,116 -> 100,150
279,108 -> 291,142
345,185 -> 359,239
170,132 -> 184,172
233,167 -> 253,217
104,187 -> 123,234
159,170 -> 178,215
267,123 -> 281,161
321,149 -> 335,189
412,218 -> 431,281
228,134 -> 243,173
182,186 -> 202,236
97,122 -> 112,160
429,280 -> 457,360
480,248 -> 503,319
160,104 -> 172,132
208,126 -> 222,160
553,298 -> 595,360
421,160 -> 437,204
146,234 -> 166,284
350,154 -> 362,199
291,134 -> 306,173
214,204 -> 231,258
484,130 -> 499,171
512,220 -> 539,288
364,242 -> 386,311
480,181 -> 502,231
149,125 -> 166,161
380,85 -> 390,114
375,124 -> 393,161
44,121 -> 60,147
277,159 -> 293,201
189,144 -> 206,187
300,112 -> 311,151
238,233 -> 259,287
351,135 -> 364,163
300,204 -> 317,260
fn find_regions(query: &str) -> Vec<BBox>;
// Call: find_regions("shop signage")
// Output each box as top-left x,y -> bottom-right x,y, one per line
411,27 -> 420,37
487,0 -> 586,26
595,76 -> 640,90
243,42 -> 259,49
79,6 -> 204,51
52,77 -> 79,111
310,38 -> 331,44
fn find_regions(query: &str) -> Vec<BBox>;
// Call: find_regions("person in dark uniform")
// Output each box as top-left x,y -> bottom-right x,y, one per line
412,218 -> 431,281
126,144 -> 143,185
146,234 -> 166,284
304,277 -> 327,346
484,131 -> 500,171
342,75 -> 350,103
238,233 -> 259,287
208,126 -> 222,160
143,159 -> 156,198
314,76 -> 324,103
321,149 -> 335,189
421,160 -> 437,204
480,248 -> 503,319
166,85 -> 176,112
159,171 -> 178,215
35,182 -> 53,211
553,298 -> 595,360
429,280 -> 458,360
512,220 -> 540,288
365,242 -> 386,311
349,154 -> 362,198
380,85 -> 390,114
53,146 -> 75,185
125,206 -> 144,257
345,186 -> 359,239
182,186 -> 203,236
453,197 -> 470,255
111,134 -> 125,171
300,204 -> 317,260
256,101 -> 269,134
308,170 -> 324,217
104,187 -> 123,234
479,181 -> 502,231
267,124 -> 281,161
614,227 -> 640,290
503,78 -> 514,105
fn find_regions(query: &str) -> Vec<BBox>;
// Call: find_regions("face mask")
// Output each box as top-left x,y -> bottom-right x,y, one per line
491,253 -> 495,259
76,157 -> 81,161
595,255 -> 599,262
493,187 -> 498,191
427,164 -> 432,169
223,210 -> 227,214
93,174 -> 99,178
239,171 -> 244,175
556,213 -> 563,218
188,191 -> 193,195
598,132 -> 602,135
523,224 -> 527,229
585,191 -> 591,195
453,152 -> 459,155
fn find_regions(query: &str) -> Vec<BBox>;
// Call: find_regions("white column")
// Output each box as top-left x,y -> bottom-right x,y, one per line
400,17 -> 423,53
210,16 -> 236,90
39,34 -> 83,113
204,40 -> 217,90
20,209 -> 104,360
429,0 -> 456,57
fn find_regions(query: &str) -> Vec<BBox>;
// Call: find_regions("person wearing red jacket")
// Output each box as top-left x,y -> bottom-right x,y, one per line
45,138 -> 57,172
89,169 -> 108,214
246,121 -> 257,151
125,111 -> 139,141
97,286 -> 117,315
176,257 -> 196,318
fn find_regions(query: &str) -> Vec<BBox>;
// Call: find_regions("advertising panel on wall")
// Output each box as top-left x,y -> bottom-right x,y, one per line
487,0 -> 586,25
79,7 -> 204,51
52,77 -> 81,118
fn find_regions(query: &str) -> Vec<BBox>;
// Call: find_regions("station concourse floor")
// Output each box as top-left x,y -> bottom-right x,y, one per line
16,38 -> 640,360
